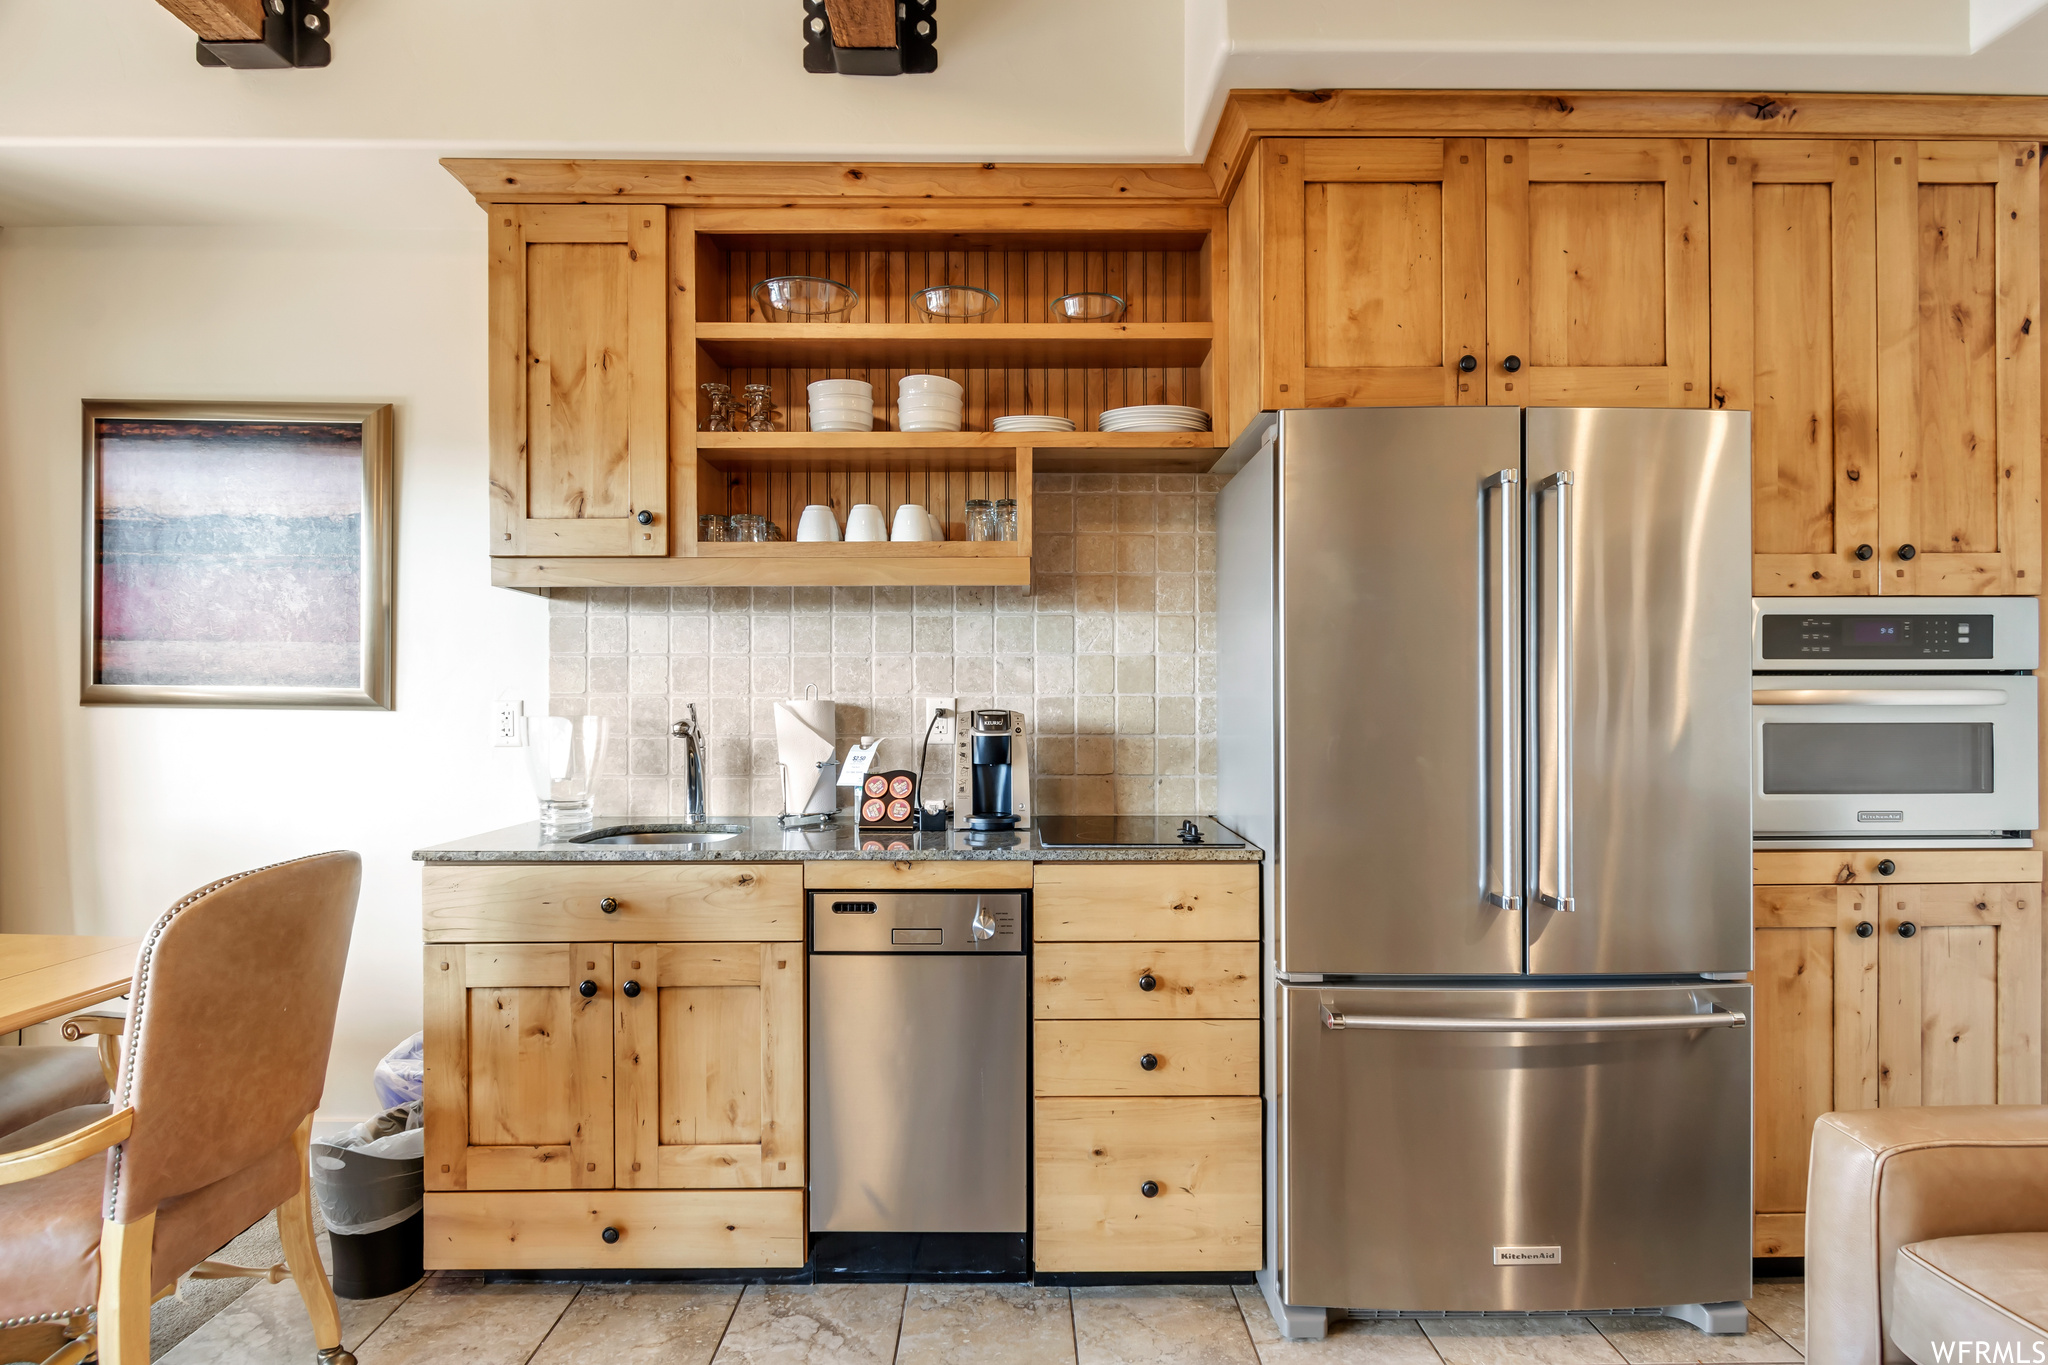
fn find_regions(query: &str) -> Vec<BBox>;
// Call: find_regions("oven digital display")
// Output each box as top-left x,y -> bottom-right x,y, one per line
1761,614 -> 1993,659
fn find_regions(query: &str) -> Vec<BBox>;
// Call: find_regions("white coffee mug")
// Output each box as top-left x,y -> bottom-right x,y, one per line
845,504 -> 888,542
891,504 -> 935,541
926,508 -> 946,540
796,505 -> 842,542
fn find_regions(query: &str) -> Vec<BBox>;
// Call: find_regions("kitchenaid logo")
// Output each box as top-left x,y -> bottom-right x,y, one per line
1929,1342 -> 2048,1362
1857,810 -> 1906,823
1492,1246 -> 1562,1266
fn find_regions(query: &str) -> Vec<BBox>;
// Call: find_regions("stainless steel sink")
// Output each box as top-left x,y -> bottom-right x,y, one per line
569,823 -> 747,846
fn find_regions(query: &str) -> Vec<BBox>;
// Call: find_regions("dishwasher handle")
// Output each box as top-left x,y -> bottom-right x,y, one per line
1322,1007 -> 1746,1033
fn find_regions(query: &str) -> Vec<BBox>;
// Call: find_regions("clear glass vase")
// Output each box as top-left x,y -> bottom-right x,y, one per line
529,711 -> 610,834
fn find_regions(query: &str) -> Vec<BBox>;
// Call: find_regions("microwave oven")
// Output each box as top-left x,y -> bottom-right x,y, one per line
1751,598 -> 2039,846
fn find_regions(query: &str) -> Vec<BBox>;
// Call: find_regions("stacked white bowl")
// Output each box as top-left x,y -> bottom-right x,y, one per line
808,379 -> 874,432
898,374 -> 965,432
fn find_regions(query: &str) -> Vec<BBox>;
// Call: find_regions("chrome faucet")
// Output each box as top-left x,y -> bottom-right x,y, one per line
671,703 -> 707,821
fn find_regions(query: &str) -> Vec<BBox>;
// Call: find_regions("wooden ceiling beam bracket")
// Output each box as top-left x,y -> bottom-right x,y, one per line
171,0 -> 331,69
803,0 -> 936,76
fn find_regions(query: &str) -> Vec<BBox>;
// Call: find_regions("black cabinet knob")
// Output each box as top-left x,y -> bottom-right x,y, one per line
1899,921 -> 1918,938
1458,355 -> 1478,373
1855,921 -> 1874,938
1898,544 -> 1917,560
1140,1180 -> 1159,1198
578,980 -> 597,998
601,1226 -> 620,1244
1501,355 -> 1522,373
1138,973 -> 1158,992
1139,1053 -> 1159,1072
1855,544 -> 1874,561
636,510 -> 654,525
1876,859 -> 1897,876
600,896 -> 619,914
622,980 -> 641,998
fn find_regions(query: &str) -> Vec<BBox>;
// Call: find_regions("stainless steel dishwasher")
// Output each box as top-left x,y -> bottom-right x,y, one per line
808,889 -> 1028,1279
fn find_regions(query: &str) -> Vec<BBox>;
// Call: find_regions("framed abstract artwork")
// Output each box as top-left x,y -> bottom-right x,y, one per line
81,401 -> 395,708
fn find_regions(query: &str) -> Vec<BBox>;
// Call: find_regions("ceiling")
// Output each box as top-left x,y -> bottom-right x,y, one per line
2,0 -> 2047,230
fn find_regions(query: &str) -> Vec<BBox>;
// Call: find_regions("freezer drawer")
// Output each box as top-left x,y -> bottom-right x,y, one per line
1281,983 -> 1751,1313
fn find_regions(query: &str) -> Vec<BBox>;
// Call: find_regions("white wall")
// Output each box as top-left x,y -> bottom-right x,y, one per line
0,223 -> 546,1122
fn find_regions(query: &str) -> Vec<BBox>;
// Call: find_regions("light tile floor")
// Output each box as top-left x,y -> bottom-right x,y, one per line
152,1274 -> 1809,1365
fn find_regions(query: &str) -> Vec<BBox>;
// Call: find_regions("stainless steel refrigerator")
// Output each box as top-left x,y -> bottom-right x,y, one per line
1217,408 -> 1754,1335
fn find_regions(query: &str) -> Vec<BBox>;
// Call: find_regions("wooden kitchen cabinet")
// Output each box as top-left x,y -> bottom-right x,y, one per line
1252,138 -> 1486,408
422,863 -> 807,1270
1711,141 -> 1881,596
1030,861 -> 1262,1271
488,204 -> 669,558
423,942 -> 616,1192
1875,142 -> 2042,594
614,942 -> 804,1190
1486,138 -> 1710,407
1749,849 -> 2043,1257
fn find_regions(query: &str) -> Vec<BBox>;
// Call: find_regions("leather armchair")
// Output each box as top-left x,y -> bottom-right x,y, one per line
0,851 -> 363,1365
1807,1106 -> 2048,1364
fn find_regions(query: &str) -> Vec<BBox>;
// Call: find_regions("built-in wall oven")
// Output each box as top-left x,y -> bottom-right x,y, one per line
1752,598 -> 2040,846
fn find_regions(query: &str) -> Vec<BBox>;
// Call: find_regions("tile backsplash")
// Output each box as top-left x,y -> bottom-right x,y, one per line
547,472 -> 1222,819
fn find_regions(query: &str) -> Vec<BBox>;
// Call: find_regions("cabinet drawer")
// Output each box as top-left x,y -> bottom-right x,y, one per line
1033,1097 -> 1261,1272
1752,849 -> 2043,886
1036,942 -> 1258,1019
1035,1020 -> 1259,1097
423,1189 -> 804,1270
1034,864 -> 1259,942
423,864 -> 801,942
804,860 -> 1032,891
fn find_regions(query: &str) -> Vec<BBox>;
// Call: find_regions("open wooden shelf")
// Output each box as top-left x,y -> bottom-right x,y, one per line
694,430 -> 1225,474
693,323 -> 1214,370
493,553 -> 1031,590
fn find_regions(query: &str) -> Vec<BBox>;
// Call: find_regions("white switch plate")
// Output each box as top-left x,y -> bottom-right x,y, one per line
493,700 -> 527,747
923,696 -> 956,744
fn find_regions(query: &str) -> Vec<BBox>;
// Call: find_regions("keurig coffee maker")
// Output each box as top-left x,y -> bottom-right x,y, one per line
953,708 -> 1031,830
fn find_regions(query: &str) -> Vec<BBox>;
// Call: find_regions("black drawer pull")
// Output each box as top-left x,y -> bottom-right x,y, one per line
1139,1053 -> 1159,1071
601,1226 -> 620,1244
1138,973 -> 1157,992
1855,921 -> 1874,938
1899,921 -> 1918,938
1876,860 -> 1896,876
1140,1181 -> 1159,1198
600,897 -> 619,914
578,980 -> 597,998
622,981 -> 641,998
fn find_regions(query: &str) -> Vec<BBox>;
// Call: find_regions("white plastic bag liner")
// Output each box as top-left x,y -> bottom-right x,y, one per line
372,1032 -> 424,1109
312,1101 -> 424,1236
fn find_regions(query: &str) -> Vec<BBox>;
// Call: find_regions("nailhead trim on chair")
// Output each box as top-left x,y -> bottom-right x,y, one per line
103,851 -> 352,1220
1,1306 -> 92,1329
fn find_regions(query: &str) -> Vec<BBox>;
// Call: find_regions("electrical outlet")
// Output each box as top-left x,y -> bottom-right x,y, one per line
923,696 -> 956,744
493,700 -> 527,748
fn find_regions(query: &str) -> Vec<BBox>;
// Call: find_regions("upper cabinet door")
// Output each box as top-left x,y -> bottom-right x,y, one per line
1711,141 -> 1880,597
1487,138 -> 1709,407
1875,142 -> 2042,595
489,205 -> 668,557
1258,138 -> 1486,408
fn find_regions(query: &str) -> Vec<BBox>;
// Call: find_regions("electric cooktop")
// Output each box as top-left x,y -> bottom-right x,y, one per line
1033,816 -> 1248,848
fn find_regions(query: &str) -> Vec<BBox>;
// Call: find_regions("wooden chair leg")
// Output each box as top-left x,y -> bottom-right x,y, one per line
94,1209 -> 155,1365
278,1116 -> 356,1365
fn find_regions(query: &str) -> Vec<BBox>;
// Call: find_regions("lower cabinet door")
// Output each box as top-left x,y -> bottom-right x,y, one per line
423,1190 -> 805,1270
1033,1097 -> 1261,1272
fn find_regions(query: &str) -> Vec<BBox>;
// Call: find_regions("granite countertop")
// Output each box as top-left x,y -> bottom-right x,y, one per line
413,815 -> 1263,863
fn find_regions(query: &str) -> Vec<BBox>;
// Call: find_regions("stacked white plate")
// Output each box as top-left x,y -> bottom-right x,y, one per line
994,415 -> 1077,433
1098,404 -> 1212,433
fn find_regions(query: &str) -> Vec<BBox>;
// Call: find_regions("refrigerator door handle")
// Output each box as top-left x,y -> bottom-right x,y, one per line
1322,1005 -> 1747,1032
1480,468 -> 1521,911
1534,470 -> 1575,912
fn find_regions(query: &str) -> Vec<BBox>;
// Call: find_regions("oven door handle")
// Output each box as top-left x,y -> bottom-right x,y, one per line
1752,688 -> 2009,707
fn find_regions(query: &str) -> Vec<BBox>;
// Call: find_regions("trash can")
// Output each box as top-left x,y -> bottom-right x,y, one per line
372,1032 -> 423,1109
311,1101 -> 423,1299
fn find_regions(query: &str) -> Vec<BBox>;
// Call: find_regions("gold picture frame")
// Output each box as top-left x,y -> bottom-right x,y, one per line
81,400 -> 395,709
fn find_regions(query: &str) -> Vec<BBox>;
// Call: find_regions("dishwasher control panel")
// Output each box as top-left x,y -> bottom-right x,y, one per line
809,891 -> 1026,953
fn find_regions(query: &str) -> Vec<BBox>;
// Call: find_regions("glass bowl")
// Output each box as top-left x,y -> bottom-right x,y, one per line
1052,292 -> 1127,322
913,286 -> 1001,321
752,276 -> 859,322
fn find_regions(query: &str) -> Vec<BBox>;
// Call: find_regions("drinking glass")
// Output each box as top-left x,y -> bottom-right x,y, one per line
995,498 -> 1019,542
741,384 -> 777,433
529,710 -> 610,834
965,499 -> 997,542
700,382 -> 735,432
699,514 -> 733,542
733,514 -> 769,542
